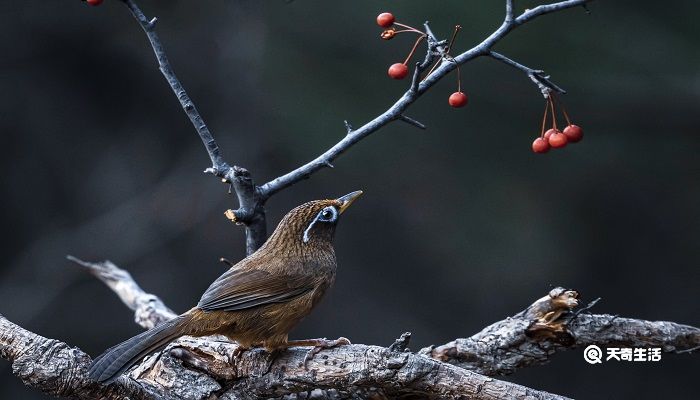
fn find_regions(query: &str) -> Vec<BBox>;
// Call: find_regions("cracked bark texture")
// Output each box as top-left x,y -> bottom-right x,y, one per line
1,314 -> 567,400
420,288 -> 700,376
0,314 -> 154,400
4,260 -> 698,399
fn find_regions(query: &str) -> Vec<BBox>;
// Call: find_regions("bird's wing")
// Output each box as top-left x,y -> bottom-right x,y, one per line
196,267 -> 315,312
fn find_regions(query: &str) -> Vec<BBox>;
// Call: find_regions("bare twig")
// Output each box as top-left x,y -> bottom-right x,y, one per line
120,0 -> 266,255
505,0 -> 515,23
398,114 -> 427,130
259,2 -> 594,194
119,0 -> 224,179
515,0 -> 592,25
116,0 -> 595,255
66,256 -> 176,329
487,51 -> 566,96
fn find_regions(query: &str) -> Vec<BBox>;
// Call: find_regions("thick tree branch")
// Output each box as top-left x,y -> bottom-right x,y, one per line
6,260 -> 698,398
421,288 -> 700,376
0,311 -> 566,400
166,337 -> 570,400
0,314 -> 155,400
117,0 -> 594,255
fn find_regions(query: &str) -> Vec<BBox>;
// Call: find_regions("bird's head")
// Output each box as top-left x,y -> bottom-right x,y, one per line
265,191 -> 363,250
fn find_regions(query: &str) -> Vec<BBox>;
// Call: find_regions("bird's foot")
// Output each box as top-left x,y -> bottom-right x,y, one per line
287,337 -> 351,369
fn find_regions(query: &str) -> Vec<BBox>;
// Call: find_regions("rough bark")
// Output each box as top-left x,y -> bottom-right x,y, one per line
4,260 -> 697,399
0,314 -> 566,400
420,289 -> 700,376
0,314 -> 155,400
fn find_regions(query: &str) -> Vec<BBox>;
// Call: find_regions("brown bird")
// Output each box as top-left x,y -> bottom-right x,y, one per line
89,191 -> 363,383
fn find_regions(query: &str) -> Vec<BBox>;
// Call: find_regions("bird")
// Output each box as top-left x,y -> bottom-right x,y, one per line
88,190 -> 363,383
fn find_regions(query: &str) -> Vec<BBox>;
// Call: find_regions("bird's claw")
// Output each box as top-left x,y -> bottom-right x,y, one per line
230,345 -> 249,364
303,337 -> 351,369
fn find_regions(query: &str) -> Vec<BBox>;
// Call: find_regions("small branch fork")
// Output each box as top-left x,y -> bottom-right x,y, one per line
3,260 -> 698,399
487,51 -> 566,97
119,0 -> 594,255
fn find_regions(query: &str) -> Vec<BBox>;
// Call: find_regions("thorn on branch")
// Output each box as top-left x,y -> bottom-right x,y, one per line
410,61 -> 422,93
344,120 -> 354,134
220,258 -> 235,267
529,73 -> 567,97
677,345 -> 700,354
397,115 -> 426,130
487,51 -> 566,97
147,17 -> 157,30
572,297 -> 601,318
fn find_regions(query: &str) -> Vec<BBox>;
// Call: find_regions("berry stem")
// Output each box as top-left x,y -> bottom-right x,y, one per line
423,59 -> 442,81
551,93 -> 573,126
548,95 -> 558,130
540,100 -> 550,138
446,25 -> 462,54
393,29 -> 424,35
447,25 -> 464,92
456,62 -> 462,92
393,22 -> 424,34
403,34 -> 426,65
421,26 -> 463,82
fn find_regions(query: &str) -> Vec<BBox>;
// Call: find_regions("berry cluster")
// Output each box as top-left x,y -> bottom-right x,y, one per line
377,12 -> 467,109
532,94 -> 583,154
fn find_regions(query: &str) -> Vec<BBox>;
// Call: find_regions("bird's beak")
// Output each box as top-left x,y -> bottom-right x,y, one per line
336,190 -> 363,214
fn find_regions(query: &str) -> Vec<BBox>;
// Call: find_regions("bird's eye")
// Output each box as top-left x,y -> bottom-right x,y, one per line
318,207 -> 336,222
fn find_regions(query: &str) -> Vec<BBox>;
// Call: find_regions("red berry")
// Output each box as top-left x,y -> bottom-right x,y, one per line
563,124 -> 583,143
544,128 -> 557,140
532,137 -> 550,154
388,63 -> 409,79
448,92 -> 468,108
86,0 -> 103,5
376,12 -> 395,28
548,131 -> 568,148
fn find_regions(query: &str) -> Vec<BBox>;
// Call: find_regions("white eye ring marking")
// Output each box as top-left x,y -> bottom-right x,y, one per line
303,207 -> 338,243
318,207 -> 337,222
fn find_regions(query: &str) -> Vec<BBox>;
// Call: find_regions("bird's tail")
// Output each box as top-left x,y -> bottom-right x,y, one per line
88,315 -> 188,383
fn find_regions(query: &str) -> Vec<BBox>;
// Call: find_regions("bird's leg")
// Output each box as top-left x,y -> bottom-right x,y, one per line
285,337 -> 351,368
231,345 -> 249,359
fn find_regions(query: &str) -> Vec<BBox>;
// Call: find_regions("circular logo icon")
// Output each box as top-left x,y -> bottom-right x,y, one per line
583,344 -> 603,364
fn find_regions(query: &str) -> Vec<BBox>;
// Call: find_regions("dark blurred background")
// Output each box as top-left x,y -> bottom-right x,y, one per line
1,1 -> 698,398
